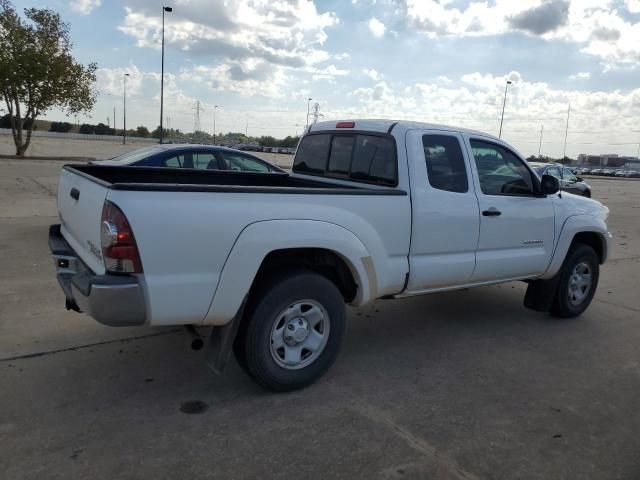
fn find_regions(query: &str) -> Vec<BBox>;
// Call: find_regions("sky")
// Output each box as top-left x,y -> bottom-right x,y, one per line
12,0 -> 640,158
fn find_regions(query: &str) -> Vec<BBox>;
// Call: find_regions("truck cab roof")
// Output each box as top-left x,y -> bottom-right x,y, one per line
309,119 -> 500,140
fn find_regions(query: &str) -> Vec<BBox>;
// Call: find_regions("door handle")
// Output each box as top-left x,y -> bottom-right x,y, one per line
482,208 -> 501,217
70,188 -> 80,201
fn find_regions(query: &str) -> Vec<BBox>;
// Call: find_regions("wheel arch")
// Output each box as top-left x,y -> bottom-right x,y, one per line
541,214 -> 609,279
201,220 -> 377,326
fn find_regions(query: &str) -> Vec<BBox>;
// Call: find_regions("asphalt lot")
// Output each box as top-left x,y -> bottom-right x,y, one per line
1,160 -> 639,480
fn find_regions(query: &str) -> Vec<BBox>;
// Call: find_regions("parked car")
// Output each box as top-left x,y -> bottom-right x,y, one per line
590,168 -> 603,175
602,168 -> 615,176
580,167 -> 591,175
529,163 -> 592,197
50,119 -> 611,391
93,144 -> 284,173
624,170 -> 639,178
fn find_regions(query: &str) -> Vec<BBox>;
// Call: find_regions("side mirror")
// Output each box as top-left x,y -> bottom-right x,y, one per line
540,174 -> 560,195
576,176 -> 583,182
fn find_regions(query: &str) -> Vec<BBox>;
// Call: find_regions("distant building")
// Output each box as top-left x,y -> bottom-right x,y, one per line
577,153 -> 638,167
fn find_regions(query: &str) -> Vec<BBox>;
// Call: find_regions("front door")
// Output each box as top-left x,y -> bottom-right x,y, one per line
465,137 -> 555,282
405,130 -> 480,292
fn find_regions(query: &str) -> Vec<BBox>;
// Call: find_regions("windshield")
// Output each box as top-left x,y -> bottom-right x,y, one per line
107,146 -> 163,165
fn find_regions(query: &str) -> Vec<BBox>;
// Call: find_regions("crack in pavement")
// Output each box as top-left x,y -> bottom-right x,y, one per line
25,175 -> 56,197
327,380 -> 480,480
0,328 -> 182,362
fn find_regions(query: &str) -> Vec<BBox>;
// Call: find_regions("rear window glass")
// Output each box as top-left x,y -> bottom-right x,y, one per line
294,135 -> 331,174
293,133 -> 397,186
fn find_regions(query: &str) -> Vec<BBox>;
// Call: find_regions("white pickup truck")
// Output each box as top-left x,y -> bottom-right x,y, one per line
50,120 -> 611,391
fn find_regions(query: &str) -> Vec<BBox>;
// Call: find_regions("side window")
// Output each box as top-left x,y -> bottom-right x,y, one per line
164,154 -> 185,168
563,167 -> 577,182
547,166 -> 561,179
223,153 -> 270,172
422,134 -> 468,193
470,140 -> 535,196
193,153 -> 218,170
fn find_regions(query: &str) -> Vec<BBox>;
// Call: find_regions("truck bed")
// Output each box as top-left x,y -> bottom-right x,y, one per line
65,165 -> 406,195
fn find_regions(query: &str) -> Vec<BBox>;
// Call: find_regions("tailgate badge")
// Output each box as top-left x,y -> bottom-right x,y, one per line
87,240 -> 103,260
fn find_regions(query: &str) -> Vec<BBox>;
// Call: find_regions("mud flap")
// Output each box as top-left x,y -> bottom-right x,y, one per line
205,296 -> 247,374
524,274 -> 561,313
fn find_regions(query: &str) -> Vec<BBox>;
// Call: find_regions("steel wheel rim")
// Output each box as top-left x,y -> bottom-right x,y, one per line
270,299 -> 330,370
568,261 -> 593,306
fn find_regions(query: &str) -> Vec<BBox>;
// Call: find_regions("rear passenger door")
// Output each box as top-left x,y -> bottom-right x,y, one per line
405,130 -> 480,291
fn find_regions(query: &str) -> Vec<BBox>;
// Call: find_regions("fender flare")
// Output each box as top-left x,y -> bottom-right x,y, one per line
201,219 -> 376,326
540,214 -> 609,280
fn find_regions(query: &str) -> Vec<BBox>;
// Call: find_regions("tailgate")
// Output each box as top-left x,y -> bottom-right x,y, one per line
57,167 -> 108,275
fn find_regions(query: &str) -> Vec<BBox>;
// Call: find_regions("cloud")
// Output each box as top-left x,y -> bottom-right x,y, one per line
190,61 -> 289,98
363,68 -> 381,80
368,17 -> 386,37
508,0 -> 569,35
401,0 -> 640,69
96,65 -> 147,97
626,0 -> 640,13
119,0 -> 338,69
69,0 -> 101,15
569,72 -> 591,80
337,71 -> 640,158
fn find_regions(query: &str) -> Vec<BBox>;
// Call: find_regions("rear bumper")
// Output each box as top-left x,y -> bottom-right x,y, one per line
49,224 -> 146,326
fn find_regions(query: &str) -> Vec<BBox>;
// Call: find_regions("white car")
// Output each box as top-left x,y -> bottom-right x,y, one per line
50,119 -> 611,391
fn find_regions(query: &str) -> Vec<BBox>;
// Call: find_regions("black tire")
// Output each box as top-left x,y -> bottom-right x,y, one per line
550,244 -> 599,318
234,270 -> 346,392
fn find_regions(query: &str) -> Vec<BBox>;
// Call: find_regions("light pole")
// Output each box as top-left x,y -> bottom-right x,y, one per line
160,6 -> 172,144
498,80 -> 512,139
213,105 -> 218,145
123,73 -> 130,145
305,97 -> 312,128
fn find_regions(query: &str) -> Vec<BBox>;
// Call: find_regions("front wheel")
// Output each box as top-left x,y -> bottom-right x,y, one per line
550,244 -> 599,318
235,270 -> 346,392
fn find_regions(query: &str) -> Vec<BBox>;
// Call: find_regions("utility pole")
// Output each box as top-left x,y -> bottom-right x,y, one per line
123,73 -> 130,145
213,105 -> 218,145
538,124 -> 544,157
192,100 -> 202,134
305,97 -> 313,128
113,106 -> 116,132
311,102 -> 323,125
160,6 -> 173,144
498,80 -> 512,139
562,101 -> 571,159
245,115 -> 248,138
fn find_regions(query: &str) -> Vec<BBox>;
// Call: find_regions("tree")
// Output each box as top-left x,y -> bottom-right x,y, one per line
135,125 -> 149,138
79,123 -> 94,134
49,121 -> 72,132
94,122 -> 114,135
0,1 -> 97,156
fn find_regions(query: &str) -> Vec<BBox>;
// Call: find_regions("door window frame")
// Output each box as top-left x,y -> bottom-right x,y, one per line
421,133 -> 470,194
467,137 -> 542,197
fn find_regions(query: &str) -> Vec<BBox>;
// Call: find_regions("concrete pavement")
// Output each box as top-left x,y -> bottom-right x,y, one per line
1,160 -> 639,479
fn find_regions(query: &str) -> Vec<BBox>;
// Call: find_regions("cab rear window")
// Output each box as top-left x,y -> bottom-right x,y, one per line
293,133 -> 397,186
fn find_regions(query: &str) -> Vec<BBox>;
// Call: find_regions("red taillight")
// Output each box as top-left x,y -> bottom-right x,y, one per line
101,200 -> 143,273
336,121 -> 355,128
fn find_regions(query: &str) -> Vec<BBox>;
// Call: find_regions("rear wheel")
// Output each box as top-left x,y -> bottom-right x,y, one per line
550,244 -> 599,318
234,270 -> 346,392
